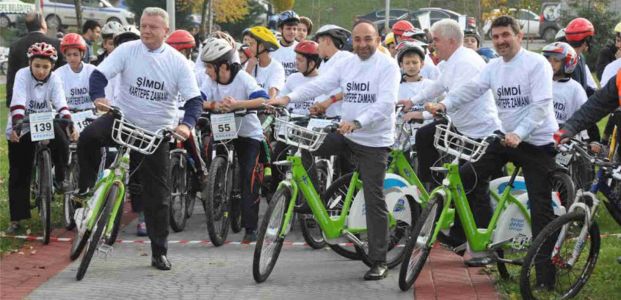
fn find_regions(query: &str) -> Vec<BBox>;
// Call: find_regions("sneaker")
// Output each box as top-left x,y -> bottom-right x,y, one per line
136,222 -> 148,237
5,222 -> 20,234
364,262 -> 388,280
242,230 -> 257,243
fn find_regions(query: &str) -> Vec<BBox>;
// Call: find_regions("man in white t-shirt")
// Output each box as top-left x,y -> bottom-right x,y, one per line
78,8 -> 203,271
275,20 -> 400,281
601,58 -> 621,87
270,10 -> 300,77
427,17 -> 559,282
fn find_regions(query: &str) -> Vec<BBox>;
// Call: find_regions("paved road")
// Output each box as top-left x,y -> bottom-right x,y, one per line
27,201 -> 414,300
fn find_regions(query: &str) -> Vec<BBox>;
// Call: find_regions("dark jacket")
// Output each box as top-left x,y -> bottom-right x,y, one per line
6,31 -> 65,107
563,75 -> 620,136
595,43 -> 618,81
571,54 -> 595,97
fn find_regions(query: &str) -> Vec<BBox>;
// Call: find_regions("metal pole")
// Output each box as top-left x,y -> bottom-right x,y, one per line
384,0 -> 390,34
166,0 -> 175,31
35,0 -> 42,13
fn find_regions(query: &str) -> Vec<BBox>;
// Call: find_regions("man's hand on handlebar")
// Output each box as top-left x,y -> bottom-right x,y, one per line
267,96 -> 289,107
403,111 -> 424,123
94,98 -> 111,112
397,99 -> 413,111
338,120 -> 360,134
503,132 -> 521,148
174,124 -> 191,141
553,129 -> 573,146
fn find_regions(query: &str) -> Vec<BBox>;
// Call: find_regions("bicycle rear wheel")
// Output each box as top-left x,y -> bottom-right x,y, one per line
76,186 -> 116,281
399,194 -> 442,291
253,188 -> 291,283
169,154 -> 188,232
519,210 -> 600,299
38,150 -> 52,245
63,156 -> 79,230
204,156 -> 231,246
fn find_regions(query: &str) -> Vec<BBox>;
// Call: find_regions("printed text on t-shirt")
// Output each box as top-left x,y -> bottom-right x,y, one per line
344,81 -> 376,104
496,85 -> 530,109
129,76 -> 168,102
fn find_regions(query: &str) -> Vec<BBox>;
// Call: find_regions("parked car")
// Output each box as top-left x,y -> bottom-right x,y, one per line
0,0 -> 35,28
483,8 -> 540,38
374,7 -> 476,33
539,2 -> 562,42
355,8 -> 410,23
43,0 -> 135,29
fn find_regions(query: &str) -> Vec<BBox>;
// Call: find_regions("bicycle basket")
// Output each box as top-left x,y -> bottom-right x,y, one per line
273,117 -> 327,151
112,118 -> 163,155
433,124 -> 488,163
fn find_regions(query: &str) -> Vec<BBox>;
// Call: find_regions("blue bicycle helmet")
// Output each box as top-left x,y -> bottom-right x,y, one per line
277,10 -> 300,28
477,47 -> 498,63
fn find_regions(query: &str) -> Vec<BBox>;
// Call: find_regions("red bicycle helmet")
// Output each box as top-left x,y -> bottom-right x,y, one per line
565,18 -> 595,42
294,40 -> 321,75
166,30 -> 196,51
27,42 -> 58,62
392,20 -> 414,36
60,33 -> 87,54
542,42 -> 578,74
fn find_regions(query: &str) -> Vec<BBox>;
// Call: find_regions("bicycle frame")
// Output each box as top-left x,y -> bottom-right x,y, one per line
427,163 -> 530,252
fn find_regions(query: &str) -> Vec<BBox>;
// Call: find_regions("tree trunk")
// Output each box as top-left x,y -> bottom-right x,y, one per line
74,0 -> 83,31
199,0 -> 209,38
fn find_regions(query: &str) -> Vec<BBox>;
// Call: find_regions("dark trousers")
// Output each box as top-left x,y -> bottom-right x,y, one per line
271,140 -> 319,192
313,133 -> 390,263
459,139 -> 558,283
8,123 -> 69,222
77,114 -> 171,256
415,119 -> 446,188
233,137 -> 261,231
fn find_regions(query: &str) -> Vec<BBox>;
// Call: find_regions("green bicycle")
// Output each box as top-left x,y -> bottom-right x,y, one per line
252,110 -> 419,283
70,106 -> 182,281
398,115 -> 574,291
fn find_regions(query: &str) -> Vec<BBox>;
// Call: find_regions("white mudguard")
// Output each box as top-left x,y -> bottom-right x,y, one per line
346,174 -> 418,230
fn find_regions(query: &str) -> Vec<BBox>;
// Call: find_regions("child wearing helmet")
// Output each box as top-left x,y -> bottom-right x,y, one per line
6,42 -> 77,232
200,37 -> 270,242
242,26 -> 285,98
383,32 -> 397,57
94,21 -> 123,66
391,20 -> 415,44
166,29 -> 196,60
56,33 -> 98,112
400,28 -> 441,80
396,42 -> 437,125
272,10 -> 301,77
564,18 -> 598,97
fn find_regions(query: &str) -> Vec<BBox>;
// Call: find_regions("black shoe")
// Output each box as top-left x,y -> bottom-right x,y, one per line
242,230 -> 257,243
464,256 -> 494,267
364,263 -> 388,280
151,255 -> 172,270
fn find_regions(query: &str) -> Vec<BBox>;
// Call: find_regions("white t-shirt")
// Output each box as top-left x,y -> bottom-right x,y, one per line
200,71 -> 265,141
399,78 -> 438,112
279,73 -> 326,115
601,58 -> 621,87
56,63 -> 97,111
410,46 -> 500,139
6,67 -> 69,138
317,50 -> 356,117
252,58 -> 286,94
96,40 -> 201,132
288,51 -> 401,148
443,48 -> 558,146
552,79 -> 587,124
270,40 -> 298,77
176,58 -> 197,109
420,55 -> 441,80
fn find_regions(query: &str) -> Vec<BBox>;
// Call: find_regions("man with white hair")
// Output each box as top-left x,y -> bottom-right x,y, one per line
400,19 -> 500,235
78,7 -> 203,271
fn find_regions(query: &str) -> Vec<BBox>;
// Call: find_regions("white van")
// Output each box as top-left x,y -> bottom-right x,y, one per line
43,0 -> 135,29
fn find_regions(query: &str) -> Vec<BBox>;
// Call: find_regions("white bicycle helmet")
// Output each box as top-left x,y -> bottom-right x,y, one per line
200,37 -> 234,64
102,21 -> 123,38
113,25 -> 140,46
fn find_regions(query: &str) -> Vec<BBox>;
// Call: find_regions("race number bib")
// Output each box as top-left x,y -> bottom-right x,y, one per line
211,113 -> 237,141
555,152 -> 572,166
72,110 -> 96,133
29,112 -> 55,141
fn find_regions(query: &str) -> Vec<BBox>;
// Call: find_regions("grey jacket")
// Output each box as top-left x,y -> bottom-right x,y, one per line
563,75 -> 619,136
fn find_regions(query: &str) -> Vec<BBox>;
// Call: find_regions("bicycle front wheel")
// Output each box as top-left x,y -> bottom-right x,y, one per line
399,194 -> 442,291
253,187 -> 291,283
38,150 -> 53,245
520,210 -> 600,299
204,156 -> 231,246
76,186 -> 116,281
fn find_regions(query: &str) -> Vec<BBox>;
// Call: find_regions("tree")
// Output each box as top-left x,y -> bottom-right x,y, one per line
270,0 -> 295,12
74,0 -> 83,30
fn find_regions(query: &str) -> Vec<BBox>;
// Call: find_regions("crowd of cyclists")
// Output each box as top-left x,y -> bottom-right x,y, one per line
4,4 -> 621,293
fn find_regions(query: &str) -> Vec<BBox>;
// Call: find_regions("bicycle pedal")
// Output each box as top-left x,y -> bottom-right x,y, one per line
97,244 -> 114,259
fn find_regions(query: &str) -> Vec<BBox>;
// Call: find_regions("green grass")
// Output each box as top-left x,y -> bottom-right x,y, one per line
0,84 -> 65,253
492,115 -> 621,299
